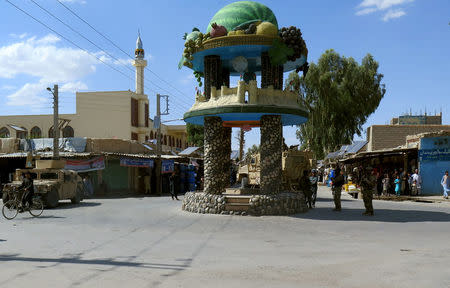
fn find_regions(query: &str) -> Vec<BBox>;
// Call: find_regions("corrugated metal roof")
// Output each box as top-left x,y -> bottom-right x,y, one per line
0,152 -> 93,159
346,140 -> 367,154
178,147 -> 200,156
7,124 -> 26,131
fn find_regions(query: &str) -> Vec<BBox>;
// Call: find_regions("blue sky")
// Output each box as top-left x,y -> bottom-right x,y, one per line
0,0 -> 449,151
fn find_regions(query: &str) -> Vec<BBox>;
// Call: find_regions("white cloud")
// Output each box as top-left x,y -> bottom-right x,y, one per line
382,9 -> 406,21
180,74 -> 195,85
0,34 -> 132,107
59,81 -> 88,93
356,0 -> 412,21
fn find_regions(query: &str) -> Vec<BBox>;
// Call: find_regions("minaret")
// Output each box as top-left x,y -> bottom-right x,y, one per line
132,32 -> 147,95
131,32 -> 150,143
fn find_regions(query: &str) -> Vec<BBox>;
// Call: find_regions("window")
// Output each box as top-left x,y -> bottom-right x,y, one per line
62,126 -> 74,138
131,132 -> 138,141
0,127 -> 10,138
30,126 -> 42,138
131,98 -> 138,127
163,135 -> 167,145
17,127 -> 27,139
145,103 -> 149,127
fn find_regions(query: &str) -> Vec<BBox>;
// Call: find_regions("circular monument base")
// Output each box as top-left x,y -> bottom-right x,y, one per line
182,191 -> 308,216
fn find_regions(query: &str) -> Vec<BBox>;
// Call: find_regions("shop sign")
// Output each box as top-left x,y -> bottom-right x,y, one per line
162,159 -> 174,174
419,148 -> 450,162
65,156 -> 105,172
120,157 -> 154,168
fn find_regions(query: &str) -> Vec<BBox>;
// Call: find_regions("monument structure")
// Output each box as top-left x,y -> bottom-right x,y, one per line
180,1 -> 310,215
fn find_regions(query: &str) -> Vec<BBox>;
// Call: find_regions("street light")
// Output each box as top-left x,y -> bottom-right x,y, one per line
47,84 -> 59,159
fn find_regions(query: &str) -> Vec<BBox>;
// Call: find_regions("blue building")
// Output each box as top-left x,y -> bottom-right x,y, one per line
417,131 -> 450,195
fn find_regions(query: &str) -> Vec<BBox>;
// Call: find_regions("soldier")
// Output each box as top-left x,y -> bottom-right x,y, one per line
299,170 -> 312,208
331,168 -> 345,211
360,166 -> 376,216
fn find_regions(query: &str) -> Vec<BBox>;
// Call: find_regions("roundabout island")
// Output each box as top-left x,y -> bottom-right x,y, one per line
180,1 -> 310,216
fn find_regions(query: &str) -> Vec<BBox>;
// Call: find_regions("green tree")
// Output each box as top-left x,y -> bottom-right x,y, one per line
286,49 -> 386,159
244,144 -> 260,163
186,123 -> 204,147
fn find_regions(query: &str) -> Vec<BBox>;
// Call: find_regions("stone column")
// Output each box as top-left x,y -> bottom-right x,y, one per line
204,116 -> 225,195
221,126 -> 232,190
204,55 -> 222,100
260,115 -> 282,194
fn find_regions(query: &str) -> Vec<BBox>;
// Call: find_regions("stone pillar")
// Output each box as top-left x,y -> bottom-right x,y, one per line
260,115 -> 282,194
261,52 -> 283,90
204,55 -> 221,100
221,126 -> 232,190
204,116 -> 226,194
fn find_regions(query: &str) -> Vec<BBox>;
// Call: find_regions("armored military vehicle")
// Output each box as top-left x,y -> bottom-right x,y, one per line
2,168 -> 84,208
238,149 -> 312,191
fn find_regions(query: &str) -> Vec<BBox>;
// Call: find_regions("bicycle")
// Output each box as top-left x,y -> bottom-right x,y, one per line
2,188 -> 44,220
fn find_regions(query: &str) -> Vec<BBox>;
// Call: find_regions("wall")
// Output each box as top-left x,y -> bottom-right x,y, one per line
419,136 -> 450,195
367,125 -> 450,151
103,159 -> 129,191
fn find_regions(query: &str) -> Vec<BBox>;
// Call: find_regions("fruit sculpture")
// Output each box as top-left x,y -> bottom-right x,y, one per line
179,1 -> 308,81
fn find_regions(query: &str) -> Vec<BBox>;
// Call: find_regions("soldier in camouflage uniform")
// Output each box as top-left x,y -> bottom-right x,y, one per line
359,166 -> 376,216
331,168 -> 345,211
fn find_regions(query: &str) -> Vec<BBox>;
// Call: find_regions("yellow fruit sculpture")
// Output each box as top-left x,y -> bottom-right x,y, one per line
256,22 -> 278,36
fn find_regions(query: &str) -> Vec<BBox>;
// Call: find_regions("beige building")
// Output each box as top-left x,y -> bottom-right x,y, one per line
0,35 -> 188,152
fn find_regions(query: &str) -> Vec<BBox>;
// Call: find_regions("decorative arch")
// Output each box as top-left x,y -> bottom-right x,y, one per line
62,126 -> 74,138
30,126 -> 42,138
0,127 -> 10,138
48,127 -> 54,138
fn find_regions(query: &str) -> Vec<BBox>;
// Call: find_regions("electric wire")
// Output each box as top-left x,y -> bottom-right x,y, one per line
55,0 -> 195,108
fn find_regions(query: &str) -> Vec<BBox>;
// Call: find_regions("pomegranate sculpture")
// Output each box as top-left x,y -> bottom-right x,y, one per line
210,23 -> 228,38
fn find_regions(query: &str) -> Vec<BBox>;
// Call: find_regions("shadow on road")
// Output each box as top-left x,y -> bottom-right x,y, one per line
0,253 -> 189,271
291,207 -> 450,223
51,202 -> 101,210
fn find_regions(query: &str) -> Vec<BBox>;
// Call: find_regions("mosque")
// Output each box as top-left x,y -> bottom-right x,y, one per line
0,35 -> 188,152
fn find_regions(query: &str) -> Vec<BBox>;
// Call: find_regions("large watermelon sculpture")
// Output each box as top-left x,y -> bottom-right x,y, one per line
206,1 -> 278,33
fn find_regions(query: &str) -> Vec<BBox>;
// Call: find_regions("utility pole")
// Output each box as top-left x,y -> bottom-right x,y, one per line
47,84 -> 59,159
155,94 -> 169,196
239,128 -> 245,161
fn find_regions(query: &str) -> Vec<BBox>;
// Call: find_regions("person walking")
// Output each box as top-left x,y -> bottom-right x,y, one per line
394,175 -> 401,196
441,171 -> 449,199
309,170 -> 319,208
331,168 -> 345,211
382,173 -> 390,196
411,169 -> 422,195
299,170 -> 312,209
169,171 -> 179,200
360,167 -> 376,216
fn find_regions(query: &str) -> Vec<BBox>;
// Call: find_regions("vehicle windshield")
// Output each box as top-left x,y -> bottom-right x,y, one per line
40,173 -> 58,180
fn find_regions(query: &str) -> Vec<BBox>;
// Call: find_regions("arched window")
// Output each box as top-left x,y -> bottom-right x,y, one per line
48,127 -> 54,138
62,126 -> 74,138
0,127 -> 10,138
17,127 -> 28,139
30,126 -> 42,138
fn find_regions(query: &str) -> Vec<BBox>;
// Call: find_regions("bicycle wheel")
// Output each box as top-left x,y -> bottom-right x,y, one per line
28,198 -> 44,217
2,200 -> 19,220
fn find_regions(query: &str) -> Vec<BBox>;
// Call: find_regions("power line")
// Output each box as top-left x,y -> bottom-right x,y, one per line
30,0 -> 192,110
55,0 -> 194,108
4,0 -> 135,84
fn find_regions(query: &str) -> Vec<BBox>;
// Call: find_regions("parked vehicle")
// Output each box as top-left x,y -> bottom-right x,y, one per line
2,168 -> 84,208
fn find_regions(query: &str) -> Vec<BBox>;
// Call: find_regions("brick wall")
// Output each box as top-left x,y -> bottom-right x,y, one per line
367,125 -> 450,151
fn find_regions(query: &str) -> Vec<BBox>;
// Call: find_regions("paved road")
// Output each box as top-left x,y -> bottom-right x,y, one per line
1,186 -> 449,288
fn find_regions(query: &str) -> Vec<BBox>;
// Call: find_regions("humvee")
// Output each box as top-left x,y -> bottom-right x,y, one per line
2,168 -> 84,208
238,149 -> 312,191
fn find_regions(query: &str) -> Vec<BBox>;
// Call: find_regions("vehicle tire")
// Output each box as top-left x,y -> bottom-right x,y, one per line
2,200 -> 18,220
45,189 -> 59,208
71,187 -> 83,204
28,197 -> 44,217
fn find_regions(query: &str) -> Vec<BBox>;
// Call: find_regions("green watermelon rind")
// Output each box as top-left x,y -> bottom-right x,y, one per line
206,1 -> 278,33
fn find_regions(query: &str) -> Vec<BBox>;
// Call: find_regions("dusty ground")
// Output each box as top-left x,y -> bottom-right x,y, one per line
1,186 -> 449,288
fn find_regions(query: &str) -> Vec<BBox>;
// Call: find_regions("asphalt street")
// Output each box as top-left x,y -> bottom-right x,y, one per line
1,186 -> 449,288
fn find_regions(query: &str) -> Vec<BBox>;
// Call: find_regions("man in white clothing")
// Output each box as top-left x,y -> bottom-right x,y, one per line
411,168 -> 422,195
